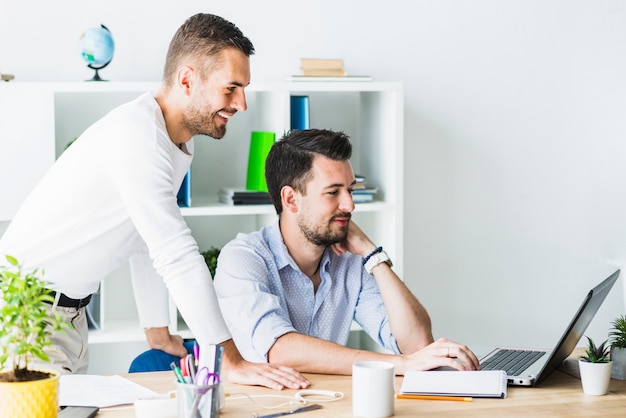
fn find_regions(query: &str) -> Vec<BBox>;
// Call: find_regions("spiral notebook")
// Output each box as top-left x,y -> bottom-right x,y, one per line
400,370 -> 508,399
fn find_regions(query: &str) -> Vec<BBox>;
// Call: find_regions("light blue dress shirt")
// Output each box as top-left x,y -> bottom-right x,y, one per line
214,221 -> 400,362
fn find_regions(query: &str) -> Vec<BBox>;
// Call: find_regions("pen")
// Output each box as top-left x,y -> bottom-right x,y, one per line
194,341 -> 200,366
187,354 -> 197,383
396,394 -> 473,402
170,361 -> 186,384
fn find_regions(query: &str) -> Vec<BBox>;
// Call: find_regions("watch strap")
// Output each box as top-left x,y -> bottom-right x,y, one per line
364,251 -> 393,274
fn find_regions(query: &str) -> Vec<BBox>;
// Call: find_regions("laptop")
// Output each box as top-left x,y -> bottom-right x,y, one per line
479,269 -> 619,386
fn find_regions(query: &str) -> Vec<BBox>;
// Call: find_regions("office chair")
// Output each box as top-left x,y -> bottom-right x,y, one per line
128,340 -> 196,373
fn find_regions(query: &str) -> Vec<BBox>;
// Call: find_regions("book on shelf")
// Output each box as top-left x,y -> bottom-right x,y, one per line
300,58 -> 344,70
302,69 -> 347,77
290,95 -> 310,130
352,188 -> 378,203
354,174 -> 366,189
86,283 -> 102,331
177,169 -> 191,207
219,187 -> 272,205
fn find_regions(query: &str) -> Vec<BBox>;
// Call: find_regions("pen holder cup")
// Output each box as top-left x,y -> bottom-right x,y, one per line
176,381 -> 220,418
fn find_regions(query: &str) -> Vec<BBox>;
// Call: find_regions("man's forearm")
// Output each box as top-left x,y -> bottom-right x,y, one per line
268,332 -> 395,375
220,338 -> 244,370
371,263 -> 434,352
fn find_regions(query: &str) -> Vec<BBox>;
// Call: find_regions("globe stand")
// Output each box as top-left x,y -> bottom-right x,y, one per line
86,61 -> 110,82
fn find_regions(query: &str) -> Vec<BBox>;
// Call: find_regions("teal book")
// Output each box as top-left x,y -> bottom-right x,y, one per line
290,95 -> 310,130
177,170 -> 191,207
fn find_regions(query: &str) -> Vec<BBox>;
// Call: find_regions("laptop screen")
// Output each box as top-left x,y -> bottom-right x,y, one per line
535,270 -> 619,384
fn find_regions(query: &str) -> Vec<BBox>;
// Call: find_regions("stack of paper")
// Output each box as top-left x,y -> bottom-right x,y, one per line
59,375 -> 160,407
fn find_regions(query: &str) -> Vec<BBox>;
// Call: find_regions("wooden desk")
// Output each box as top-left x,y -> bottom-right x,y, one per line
98,359 -> 626,417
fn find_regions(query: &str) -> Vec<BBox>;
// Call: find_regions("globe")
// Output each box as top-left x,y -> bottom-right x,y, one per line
79,24 -> 115,81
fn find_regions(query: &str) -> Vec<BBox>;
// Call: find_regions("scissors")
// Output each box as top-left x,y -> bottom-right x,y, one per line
194,366 -> 220,386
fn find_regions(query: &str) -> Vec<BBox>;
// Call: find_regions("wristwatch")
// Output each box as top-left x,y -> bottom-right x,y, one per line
364,251 -> 393,274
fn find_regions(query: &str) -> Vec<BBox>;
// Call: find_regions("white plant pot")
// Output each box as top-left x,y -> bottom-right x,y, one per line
610,347 -> 626,380
578,360 -> 612,395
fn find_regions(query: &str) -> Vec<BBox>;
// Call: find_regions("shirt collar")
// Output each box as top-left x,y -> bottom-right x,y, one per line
266,221 -> 332,275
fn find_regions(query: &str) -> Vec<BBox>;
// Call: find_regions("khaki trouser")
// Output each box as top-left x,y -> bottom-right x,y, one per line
32,301 -> 90,375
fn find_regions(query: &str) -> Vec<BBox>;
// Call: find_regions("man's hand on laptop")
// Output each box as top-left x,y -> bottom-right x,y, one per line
399,338 -> 481,373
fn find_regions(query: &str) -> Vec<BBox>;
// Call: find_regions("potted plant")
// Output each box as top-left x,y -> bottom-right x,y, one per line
0,255 -> 67,417
578,335 -> 612,395
609,314 -> 626,380
200,246 -> 221,278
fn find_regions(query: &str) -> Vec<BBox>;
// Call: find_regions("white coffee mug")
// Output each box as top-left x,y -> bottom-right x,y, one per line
352,361 -> 395,417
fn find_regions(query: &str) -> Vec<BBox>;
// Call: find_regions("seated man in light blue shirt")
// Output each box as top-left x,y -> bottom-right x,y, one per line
213,128 -> 479,375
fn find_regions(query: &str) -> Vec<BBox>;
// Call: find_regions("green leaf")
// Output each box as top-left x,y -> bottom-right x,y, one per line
0,256 -> 67,373
580,336 -> 611,363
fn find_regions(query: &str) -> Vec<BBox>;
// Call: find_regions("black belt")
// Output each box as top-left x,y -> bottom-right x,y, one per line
45,290 -> 92,309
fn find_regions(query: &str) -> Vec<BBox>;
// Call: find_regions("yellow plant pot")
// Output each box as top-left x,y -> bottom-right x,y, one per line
0,371 -> 59,418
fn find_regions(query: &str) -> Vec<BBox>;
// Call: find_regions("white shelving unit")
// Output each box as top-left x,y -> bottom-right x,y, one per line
0,80 -> 404,373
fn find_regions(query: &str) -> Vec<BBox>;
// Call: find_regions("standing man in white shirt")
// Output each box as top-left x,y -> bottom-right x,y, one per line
0,13 -> 309,391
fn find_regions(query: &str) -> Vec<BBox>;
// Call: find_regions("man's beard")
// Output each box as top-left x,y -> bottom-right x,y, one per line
183,104 -> 226,139
299,213 -> 351,247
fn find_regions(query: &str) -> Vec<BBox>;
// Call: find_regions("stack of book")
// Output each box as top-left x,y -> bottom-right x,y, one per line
289,58 -> 372,82
300,58 -> 346,77
352,175 -> 378,203
219,187 -> 272,205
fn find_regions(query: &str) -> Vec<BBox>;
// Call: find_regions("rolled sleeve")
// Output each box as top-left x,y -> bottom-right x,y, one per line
354,269 -> 401,354
214,236 -> 296,362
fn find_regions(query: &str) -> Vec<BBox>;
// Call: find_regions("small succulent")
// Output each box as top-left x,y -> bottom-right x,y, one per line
580,336 -> 611,363
609,315 -> 626,349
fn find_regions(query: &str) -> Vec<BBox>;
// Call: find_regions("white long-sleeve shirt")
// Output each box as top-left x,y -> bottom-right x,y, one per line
0,92 -> 230,348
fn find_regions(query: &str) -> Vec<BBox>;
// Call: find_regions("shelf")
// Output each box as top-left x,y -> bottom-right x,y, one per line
0,80 -> 399,93
1,80 -> 403,374
180,197 -> 394,217
180,197 -> 276,216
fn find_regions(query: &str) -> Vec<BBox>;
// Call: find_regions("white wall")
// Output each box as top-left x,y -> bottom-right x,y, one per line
2,0 -> 625,354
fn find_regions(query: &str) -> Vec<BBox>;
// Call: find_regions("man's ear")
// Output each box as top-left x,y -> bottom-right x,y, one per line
177,66 -> 195,96
281,185 -> 299,213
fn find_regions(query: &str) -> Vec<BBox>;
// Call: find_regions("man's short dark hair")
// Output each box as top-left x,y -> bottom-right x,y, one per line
265,129 -> 352,214
163,13 -> 255,85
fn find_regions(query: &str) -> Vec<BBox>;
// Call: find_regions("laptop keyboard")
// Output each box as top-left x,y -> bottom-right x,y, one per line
481,349 -> 547,376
